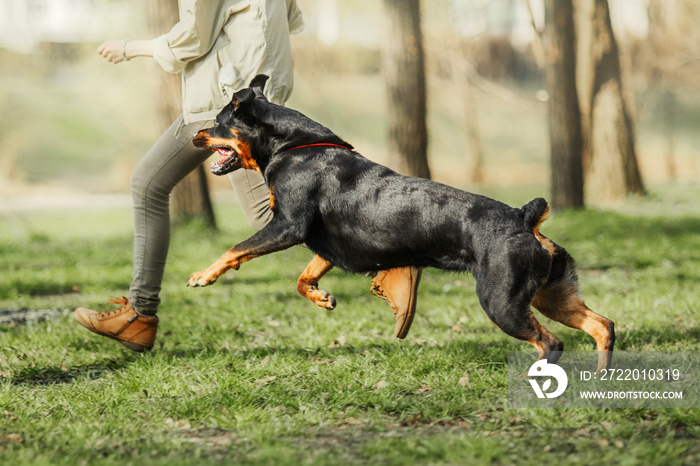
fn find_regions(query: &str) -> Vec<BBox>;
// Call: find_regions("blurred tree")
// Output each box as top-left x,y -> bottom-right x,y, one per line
543,0 -> 583,209
147,0 -> 216,228
382,0 -> 431,179
576,0 -> 644,204
645,0 -> 700,181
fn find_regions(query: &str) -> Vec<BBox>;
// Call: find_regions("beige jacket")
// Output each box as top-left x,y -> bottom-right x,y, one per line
152,0 -> 304,124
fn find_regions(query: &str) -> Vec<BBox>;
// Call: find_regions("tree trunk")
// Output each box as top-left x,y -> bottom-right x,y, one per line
147,0 -> 216,228
543,0 -> 584,209
576,0 -> 644,205
382,0 -> 431,179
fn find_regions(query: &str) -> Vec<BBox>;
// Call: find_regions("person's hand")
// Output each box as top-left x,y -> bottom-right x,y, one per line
97,40 -> 129,64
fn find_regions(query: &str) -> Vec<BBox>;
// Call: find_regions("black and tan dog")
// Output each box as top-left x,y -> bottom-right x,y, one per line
188,75 -> 615,371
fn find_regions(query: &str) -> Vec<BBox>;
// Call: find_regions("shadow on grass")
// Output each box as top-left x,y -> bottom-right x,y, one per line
9,324 -> 695,386
151,337 -> 496,366
7,356 -> 132,386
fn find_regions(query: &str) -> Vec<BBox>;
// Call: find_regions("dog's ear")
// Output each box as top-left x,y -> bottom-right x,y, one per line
231,88 -> 256,112
248,74 -> 269,94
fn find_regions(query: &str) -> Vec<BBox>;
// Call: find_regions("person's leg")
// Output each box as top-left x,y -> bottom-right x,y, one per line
128,116 -> 215,314
228,169 -> 273,231
128,116 -> 214,314
75,116 -> 214,351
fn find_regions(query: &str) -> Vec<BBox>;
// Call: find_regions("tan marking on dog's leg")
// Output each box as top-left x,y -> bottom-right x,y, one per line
523,313 -> 564,364
297,255 -> 336,310
187,248 -> 259,287
533,289 -> 615,372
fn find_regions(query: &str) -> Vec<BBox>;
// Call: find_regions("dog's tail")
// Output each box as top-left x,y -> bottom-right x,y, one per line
522,198 -> 549,232
522,198 -> 553,253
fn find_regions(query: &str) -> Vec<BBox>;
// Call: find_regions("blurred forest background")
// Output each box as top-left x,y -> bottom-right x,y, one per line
0,0 -> 698,212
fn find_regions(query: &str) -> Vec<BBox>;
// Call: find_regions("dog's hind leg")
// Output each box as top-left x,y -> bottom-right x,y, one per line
533,291 -> 614,372
297,254 -> 336,311
532,247 -> 614,372
481,298 -> 564,364
475,248 -> 564,364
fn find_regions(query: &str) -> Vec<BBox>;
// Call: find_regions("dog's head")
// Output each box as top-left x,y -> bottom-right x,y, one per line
193,74 -> 351,176
192,75 -> 271,176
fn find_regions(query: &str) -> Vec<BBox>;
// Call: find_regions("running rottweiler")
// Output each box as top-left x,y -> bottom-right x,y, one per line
188,75 -> 615,371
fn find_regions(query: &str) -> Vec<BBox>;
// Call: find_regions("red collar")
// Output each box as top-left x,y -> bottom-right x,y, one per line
287,143 -> 349,152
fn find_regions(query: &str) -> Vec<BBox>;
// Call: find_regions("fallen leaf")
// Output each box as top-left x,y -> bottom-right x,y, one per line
328,336 -> 347,348
4,433 -> 24,444
255,376 -> 276,385
597,438 -> 609,448
376,380 -> 390,389
406,413 -> 423,426
165,417 -> 191,430
458,374 -> 470,386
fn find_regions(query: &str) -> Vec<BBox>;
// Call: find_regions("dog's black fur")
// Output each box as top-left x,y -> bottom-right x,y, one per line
189,75 -> 615,370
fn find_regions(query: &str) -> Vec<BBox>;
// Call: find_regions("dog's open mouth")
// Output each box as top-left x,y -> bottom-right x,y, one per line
210,147 -> 238,175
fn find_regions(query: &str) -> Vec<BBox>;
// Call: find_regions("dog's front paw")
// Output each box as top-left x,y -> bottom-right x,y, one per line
310,287 -> 336,311
319,290 -> 337,311
187,270 -> 217,287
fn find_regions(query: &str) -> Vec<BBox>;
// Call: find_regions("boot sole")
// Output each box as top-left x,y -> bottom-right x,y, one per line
394,268 -> 422,340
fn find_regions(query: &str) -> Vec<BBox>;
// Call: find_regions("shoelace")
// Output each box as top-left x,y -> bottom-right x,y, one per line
102,297 -> 131,316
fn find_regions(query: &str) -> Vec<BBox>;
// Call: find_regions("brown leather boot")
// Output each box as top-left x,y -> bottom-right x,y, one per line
371,266 -> 422,339
74,297 -> 158,352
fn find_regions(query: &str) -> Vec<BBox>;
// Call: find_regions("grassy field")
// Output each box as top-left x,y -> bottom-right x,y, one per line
1,184 -> 699,465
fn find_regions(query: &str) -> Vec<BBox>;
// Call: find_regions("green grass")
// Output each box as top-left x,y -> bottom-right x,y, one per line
1,186 -> 700,465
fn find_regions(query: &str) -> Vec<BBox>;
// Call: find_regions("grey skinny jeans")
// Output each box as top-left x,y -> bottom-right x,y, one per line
129,115 -> 272,315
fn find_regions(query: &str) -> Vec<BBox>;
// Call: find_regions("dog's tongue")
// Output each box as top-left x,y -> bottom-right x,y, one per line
212,148 -> 234,169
